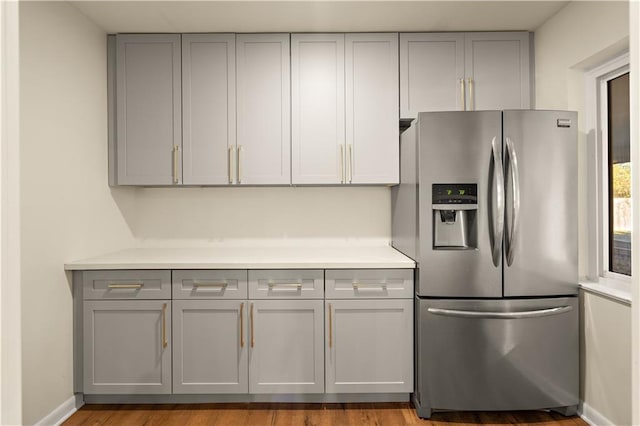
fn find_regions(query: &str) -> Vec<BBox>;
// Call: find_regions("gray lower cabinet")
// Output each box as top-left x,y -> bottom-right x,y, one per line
76,267 -> 413,399
83,300 -> 172,394
325,299 -> 413,393
248,299 -> 325,394
172,300 -> 248,393
325,269 -> 413,394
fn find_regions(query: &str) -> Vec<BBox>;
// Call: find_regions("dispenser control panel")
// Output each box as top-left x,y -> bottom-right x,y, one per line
432,184 -> 477,204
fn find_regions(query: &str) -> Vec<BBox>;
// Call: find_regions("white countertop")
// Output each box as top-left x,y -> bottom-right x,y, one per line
64,245 -> 416,270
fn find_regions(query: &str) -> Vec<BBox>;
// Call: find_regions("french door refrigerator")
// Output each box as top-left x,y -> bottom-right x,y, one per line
392,110 -> 579,418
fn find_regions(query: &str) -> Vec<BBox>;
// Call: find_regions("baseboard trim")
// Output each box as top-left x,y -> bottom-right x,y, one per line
83,393 -> 410,404
579,401 -> 615,426
35,394 -> 84,426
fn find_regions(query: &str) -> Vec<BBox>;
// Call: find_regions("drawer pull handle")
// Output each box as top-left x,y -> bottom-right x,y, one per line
268,283 -> 303,289
107,283 -> 143,289
352,283 -> 387,290
192,281 -> 228,288
328,303 -> 333,348
162,303 -> 168,349
239,302 -> 245,348
250,303 -> 255,348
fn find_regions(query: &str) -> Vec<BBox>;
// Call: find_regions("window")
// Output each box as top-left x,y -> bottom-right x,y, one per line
607,72 -> 631,276
588,54 -> 632,284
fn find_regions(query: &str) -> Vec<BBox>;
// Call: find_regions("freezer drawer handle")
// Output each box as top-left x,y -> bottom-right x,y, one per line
427,305 -> 572,319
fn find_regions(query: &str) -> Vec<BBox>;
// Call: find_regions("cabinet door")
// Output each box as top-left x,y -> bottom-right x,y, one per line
116,34 -> 181,185
326,299 -> 413,393
249,300 -> 324,393
464,32 -> 531,110
291,34 -> 345,184
236,34 -> 291,185
182,34 -> 236,185
173,300 -> 248,394
346,33 -> 399,184
83,300 -> 171,394
400,33 -> 465,117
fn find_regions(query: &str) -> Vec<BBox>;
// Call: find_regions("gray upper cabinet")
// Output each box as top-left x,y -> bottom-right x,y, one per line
291,34 -> 345,185
464,32 -> 530,111
346,33 -> 399,185
115,34 -> 182,185
400,32 -> 531,117
236,34 -> 291,185
182,34 -> 236,185
400,33 -> 465,117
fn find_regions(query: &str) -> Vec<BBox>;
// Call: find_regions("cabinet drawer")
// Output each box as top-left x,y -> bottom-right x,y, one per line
249,270 -> 324,299
82,270 -> 171,300
173,270 -> 248,300
325,269 -> 413,299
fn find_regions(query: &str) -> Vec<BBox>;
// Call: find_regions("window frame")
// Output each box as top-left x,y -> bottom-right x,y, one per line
585,53 -> 631,288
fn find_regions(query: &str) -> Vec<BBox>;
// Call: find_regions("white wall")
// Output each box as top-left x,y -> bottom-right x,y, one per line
131,187 -> 391,246
19,2 -> 135,424
630,2 -> 640,424
534,2 -> 630,425
1,1 -> 22,424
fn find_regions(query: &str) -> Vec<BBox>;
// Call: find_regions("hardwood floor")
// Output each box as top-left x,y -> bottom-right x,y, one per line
63,403 -> 588,425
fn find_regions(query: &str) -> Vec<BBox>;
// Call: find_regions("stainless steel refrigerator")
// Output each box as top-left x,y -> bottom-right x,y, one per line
392,110 -> 579,418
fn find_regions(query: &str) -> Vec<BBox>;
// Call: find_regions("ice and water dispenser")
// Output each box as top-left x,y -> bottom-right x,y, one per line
432,184 -> 478,249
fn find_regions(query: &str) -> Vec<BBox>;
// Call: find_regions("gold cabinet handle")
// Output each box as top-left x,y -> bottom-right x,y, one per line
340,144 -> 344,184
239,302 -> 245,348
172,145 -> 180,184
228,146 -> 234,184
237,145 -> 243,184
107,283 -> 143,289
250,303 -> 254,348
267,283 -> 302,289
352,282 -> 387,290
328,303 -> 333,348
348,145 -> 354,183
468,77 -> 474,111
192,281 -> 228,288
459,78 -> 466,111
162,303 -> 168,349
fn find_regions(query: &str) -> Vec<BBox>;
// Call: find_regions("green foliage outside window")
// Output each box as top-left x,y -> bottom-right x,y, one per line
613,162 -> 631,198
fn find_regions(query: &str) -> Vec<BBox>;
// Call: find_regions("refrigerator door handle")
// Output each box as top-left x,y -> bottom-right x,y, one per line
427,305 -> 572,319
491,136 -> 505,267
505,137 -> 521,266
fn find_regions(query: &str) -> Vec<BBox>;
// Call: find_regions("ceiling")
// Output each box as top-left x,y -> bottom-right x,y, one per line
70,1 -> 571,33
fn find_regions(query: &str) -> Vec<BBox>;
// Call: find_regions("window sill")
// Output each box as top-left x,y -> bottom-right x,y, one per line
579,278 -> 632,305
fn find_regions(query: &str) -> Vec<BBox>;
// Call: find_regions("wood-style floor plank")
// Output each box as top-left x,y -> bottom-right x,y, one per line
64,403 -> 587,426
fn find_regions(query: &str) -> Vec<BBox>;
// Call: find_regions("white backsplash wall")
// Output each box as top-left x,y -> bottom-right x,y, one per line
130,186 -> 392,246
